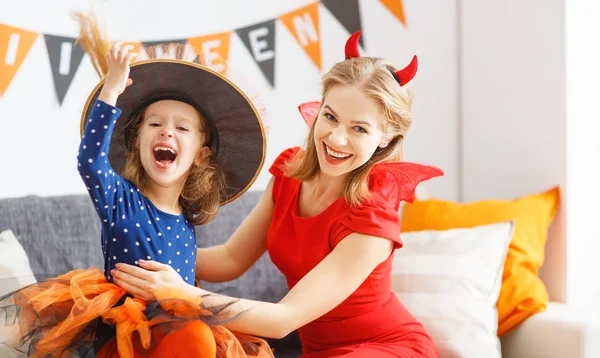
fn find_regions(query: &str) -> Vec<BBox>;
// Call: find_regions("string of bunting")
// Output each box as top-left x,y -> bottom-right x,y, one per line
0,0 -> 406,105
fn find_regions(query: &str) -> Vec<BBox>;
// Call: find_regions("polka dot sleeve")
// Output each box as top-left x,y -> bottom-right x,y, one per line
77,99 -> 143,228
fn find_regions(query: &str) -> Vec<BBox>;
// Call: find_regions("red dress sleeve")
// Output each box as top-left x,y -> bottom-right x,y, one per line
331,162 -> 444,249
268,147 -> 302,202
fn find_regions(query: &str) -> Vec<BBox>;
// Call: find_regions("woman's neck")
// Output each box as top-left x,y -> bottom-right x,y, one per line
308,171 -> 347,204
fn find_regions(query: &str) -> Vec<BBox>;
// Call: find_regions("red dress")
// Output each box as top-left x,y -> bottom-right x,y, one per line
266,148 -> 443,358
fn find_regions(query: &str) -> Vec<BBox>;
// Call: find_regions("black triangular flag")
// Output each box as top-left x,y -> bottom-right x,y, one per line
142,39 -> 187,47
44,35 -> 85,105
236,19 -> 276,87
321,0 -> 365,48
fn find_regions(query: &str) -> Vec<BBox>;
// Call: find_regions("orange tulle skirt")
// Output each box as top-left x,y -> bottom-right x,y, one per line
1,267 -> 273,357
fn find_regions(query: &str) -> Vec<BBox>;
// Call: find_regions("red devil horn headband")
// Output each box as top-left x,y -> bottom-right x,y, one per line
344,31 -> 418,87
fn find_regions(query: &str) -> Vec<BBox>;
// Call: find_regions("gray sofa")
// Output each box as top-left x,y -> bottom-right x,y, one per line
0,192 -> 302,357
6,193 -> 599,358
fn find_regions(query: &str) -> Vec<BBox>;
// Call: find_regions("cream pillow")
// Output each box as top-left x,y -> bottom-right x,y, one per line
393,221 -> 514,358
0,229 -> 36,296
0,229 -> 36,355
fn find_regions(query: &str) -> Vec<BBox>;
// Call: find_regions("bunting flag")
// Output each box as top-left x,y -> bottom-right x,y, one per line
280,2 -> 321,71
380,0 -> 407,27
0,1 -> 408,103
123,41 -> 143,62
188,31 -> 232,75
44,34 -> 85,104
236,19 -> 276,87
321,0 -> 364,48
0,24 -> 38,97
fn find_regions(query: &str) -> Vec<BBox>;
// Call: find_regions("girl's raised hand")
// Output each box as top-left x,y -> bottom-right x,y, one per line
98,41 -> 137,105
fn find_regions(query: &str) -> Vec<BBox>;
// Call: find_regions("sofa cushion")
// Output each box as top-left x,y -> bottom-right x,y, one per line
0,229 -> 37,351
400,187 -> 560,336
393,221 -> 514,358
0,195 -> 103,278
0,229 -> 37,296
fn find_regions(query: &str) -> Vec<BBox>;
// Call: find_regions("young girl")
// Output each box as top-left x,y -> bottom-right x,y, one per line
2,13 -> 272,358
112,31 -> 444,357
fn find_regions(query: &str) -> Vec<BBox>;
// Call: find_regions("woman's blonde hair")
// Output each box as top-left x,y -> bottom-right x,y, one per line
122,107 -> 226,225
286,56 -> 414,206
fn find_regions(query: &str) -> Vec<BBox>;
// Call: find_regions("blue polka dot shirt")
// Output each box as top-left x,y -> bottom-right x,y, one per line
77,99 -> 197,285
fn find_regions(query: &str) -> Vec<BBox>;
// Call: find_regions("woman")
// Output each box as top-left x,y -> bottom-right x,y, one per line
112,31 -> 443,357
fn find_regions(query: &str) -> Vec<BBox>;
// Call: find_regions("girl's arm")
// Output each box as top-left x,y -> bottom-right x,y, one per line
194,179 -> 275,283
77,42 -> 140,228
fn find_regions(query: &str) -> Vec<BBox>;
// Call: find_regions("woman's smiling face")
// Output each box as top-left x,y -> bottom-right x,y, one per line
313,85 -> 391,178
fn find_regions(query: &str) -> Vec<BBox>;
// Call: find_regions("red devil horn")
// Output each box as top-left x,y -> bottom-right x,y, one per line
395,55 -> 418,86
345,31 -> 361,59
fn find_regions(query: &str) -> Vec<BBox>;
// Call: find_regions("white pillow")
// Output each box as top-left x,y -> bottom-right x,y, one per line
393,221 -> 514,358
0,229 -> 36,296
0,229 -> 37,354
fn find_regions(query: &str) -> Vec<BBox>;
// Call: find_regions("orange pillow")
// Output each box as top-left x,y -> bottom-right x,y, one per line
400,186 -> 560,336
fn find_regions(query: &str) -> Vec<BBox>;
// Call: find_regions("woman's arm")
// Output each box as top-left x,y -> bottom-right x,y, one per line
112,232 -> 394,339
207,233 -> 393,338
194,178 -> 275,283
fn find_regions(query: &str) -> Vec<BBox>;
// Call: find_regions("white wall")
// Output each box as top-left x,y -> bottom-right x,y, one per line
459,0 -> 567,303
564,0 -> 600,322
460,0 -> 600,319
0,0 -> 459,201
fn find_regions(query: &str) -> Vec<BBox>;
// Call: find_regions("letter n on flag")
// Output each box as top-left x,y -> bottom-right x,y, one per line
188,32 -> 232,75
0,24 -> 38,97
280,2 -> 321,71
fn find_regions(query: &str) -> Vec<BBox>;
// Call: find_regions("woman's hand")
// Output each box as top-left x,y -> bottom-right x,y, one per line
111,259 -> 190,301
98,40 -> 137,106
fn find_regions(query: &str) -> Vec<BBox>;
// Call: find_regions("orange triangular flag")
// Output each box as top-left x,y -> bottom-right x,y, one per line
122,41 -> 143,62
380,0 -> 407,26
280,2 -> 321,71
188,32 -> 232,75
0,24 -> 39,97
